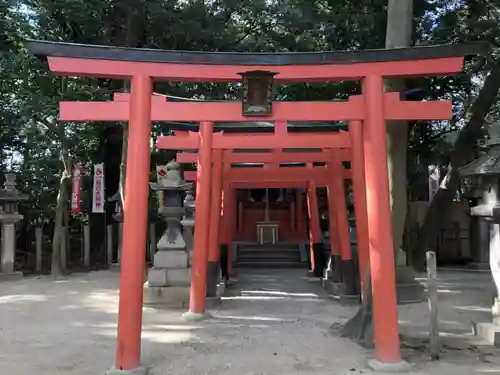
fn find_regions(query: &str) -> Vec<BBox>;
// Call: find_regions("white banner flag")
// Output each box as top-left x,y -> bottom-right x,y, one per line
92,163 -> 105,213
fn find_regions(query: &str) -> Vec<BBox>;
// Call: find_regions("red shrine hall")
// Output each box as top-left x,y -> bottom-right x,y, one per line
26,39 -> 486,373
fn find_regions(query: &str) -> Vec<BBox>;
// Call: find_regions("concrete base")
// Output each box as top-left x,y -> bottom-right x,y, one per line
337,294 -> 361,306
396,282 -> 426,304
0,271 -> 23,281
312,242 -> 325,277
472,321 -> 500,346
206,296 -> 222,308
367,359 -> 412,373
395,266 -> 426,304
181,311 -> 211,322
110,263 -> 120,272
105,366 -> 150,375
142,283 -> 190,308
217,281 -> 226,296
147,267 -> 191,287
324,280 -> 344,295
206,260 -> 220,298
153,250 -> 188,269
297,243 -> 308,263
469,262 -> 490,271
323,280 -> 360,305
340,258 -> 358,295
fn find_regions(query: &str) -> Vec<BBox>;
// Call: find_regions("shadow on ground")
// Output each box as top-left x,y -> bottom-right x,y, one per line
1,268 -> 500,375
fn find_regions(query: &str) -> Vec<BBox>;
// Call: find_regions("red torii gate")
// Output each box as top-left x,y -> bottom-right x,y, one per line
179,154 -> 359,296
26,39 -> 485,372
176,145 -> 357,279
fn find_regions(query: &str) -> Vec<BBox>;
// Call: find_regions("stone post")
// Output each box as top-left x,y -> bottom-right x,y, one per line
117,222 -> 123,263
35,226 -> 43,273
83,224 -> 90,267
0,173 -> 28,280
149,223 -> 156,264
61,230 -> 67,271
1,223 -> 16,273
106,224 -> 113,267
108,192 -> 123,269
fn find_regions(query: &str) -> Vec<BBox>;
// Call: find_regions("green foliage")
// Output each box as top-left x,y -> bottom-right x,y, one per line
1,0 -> 499,219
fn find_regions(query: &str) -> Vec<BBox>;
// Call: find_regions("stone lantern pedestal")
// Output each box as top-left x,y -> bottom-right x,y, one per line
143,162 -> 193,307
0,174 -> 28,281
180,190 -> 195,267
460,122 -> 500,345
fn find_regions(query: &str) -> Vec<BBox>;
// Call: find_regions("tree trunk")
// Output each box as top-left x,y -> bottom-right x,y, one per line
412,64 -> 500,271
51,142 -> 71,276
117,2 -> 146,205
340,0 -> 414,342
384,0 -> 414,260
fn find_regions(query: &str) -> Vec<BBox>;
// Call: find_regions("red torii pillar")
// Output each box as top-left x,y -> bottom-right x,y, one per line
186,121 -> 214,319
363,76 -> 400,363
206,149 -> 224,301
296,190 -> 306,240
328,151 -> 356,296
349,119 -> 370,294
326,183 -> 342,283
220,175 -> 236,278
306,169 -> 323,277
115,76 -> 153,370
289,195 -> 296,238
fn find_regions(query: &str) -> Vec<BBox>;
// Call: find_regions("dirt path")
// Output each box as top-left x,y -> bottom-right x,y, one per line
0,269 -> 499,374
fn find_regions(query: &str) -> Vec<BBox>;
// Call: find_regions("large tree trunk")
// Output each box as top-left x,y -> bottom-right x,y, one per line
51,142 -> 71,276
340,0 -> 414,342
385,0 -> 414,261
412,64 -> 500,271
118,1 -> 147,204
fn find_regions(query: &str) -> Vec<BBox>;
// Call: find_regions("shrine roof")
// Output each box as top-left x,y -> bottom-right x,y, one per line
26,40 -> 488,66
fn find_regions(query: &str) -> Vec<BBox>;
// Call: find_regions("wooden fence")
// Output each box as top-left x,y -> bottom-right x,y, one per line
10,221 -> 162,274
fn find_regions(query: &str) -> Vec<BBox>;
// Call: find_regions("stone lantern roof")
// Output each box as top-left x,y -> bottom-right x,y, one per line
459,122 -> 500,178
0,174 -> 28,203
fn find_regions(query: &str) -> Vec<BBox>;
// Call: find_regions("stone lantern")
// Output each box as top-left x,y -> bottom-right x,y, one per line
0,174 -> 28,280
143,160 -> 193,307
459,121 -> 500,344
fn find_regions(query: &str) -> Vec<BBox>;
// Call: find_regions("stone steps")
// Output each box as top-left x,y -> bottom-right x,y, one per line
235,261 -> 306,268
235,243 -> 305,268
238,250 -> 300,259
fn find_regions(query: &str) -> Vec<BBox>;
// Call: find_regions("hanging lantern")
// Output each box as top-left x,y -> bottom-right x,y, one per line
238,70 -> 277,116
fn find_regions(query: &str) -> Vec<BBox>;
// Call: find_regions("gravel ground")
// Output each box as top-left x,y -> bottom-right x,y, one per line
0,268 -> 499,375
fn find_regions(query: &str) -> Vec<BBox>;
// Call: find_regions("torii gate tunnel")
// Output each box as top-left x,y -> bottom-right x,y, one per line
174,136 -> 360,294
27,40 -> 486,372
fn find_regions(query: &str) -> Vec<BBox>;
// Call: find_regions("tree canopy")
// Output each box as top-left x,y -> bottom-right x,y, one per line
1,0 -> 499,273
